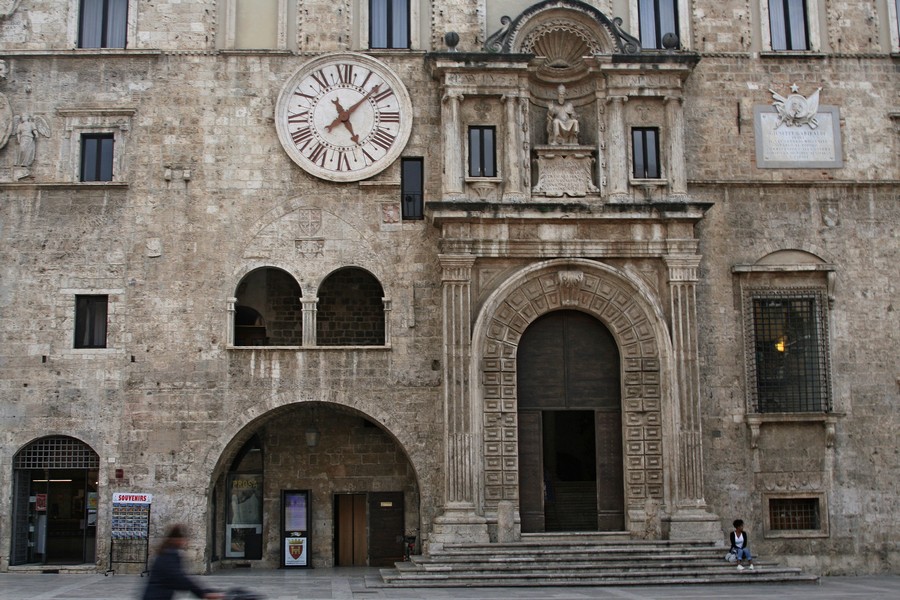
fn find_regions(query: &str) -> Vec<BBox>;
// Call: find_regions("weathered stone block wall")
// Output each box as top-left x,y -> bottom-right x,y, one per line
684,56 -> 899,181
696,187 -> 900,573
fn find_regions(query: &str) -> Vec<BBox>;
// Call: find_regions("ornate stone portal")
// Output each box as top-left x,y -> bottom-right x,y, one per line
431,0 -> 716,548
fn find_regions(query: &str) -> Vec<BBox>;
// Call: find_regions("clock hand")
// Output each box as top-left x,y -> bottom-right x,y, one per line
324,84 -> 382,138
325,98 -> 349,133
342,119 -> 359,144
342,83 -> 381,118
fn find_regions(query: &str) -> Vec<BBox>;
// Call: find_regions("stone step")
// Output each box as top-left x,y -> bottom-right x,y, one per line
402,559 -> 781,571
378,570 -> 820,587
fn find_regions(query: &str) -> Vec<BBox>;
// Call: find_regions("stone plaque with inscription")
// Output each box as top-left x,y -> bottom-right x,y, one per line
532,145 -> 599,197
754,106 -> 843,169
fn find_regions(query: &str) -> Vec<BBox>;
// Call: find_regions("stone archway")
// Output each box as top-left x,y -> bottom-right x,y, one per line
474,259 -> 672,537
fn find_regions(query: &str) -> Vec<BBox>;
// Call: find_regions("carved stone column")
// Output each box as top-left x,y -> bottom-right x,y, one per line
429,254 -> 489,550
382,298 -> 392,346
301,297 -> 318,347
606,96 -> 629,200
665,96 -> 687,197
442,91 -> 465,198
665,255 -> 721,541
226,297 -> 237,346
502,94 -> 524,201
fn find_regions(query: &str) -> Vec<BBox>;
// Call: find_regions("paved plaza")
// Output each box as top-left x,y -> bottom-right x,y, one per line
1,569 -> 899,600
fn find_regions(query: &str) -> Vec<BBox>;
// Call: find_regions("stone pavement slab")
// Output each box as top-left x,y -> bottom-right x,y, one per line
1,570 -> 898,600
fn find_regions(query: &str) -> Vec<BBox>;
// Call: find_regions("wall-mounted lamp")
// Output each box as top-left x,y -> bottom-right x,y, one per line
305,424 -> 320,448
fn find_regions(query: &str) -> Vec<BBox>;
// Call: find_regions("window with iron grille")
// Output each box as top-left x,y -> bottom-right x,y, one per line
468,126 -> 497,178
401,157 -> 423,220
632,127 -> 661,179
768,0 -> 809,51
14,436 -> 100,469
769,497 -> 820,530
75,295 -> 108,349
370,0 -> 410,49
751,293 -> 830,413
638,0 -> 679,49
79,0 -> 128,49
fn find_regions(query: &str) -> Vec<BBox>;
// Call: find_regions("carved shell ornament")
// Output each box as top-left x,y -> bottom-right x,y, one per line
523,22 -> 597,74
484,0 -> 641,56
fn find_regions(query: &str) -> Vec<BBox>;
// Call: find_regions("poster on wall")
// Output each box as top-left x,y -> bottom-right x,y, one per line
226,473 -> 263,558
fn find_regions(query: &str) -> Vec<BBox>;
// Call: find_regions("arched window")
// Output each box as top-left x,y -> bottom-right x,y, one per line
234,267 -> 302,346
317,268 -> 385,346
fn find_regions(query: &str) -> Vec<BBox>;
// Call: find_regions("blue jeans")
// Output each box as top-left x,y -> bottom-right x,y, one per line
735,548 -> 752,561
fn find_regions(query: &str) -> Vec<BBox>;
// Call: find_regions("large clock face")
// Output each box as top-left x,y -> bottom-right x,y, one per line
275,53 -> 413,182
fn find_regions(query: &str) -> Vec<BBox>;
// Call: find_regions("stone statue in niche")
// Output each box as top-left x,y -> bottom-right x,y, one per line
546,84 -> 580,145
13,114 -> 50,168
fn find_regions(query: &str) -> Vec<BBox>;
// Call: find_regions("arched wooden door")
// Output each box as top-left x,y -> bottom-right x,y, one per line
517,310 -> 624,532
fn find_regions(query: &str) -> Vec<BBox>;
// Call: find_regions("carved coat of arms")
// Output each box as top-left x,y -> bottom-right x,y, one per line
769,84 -> 822,130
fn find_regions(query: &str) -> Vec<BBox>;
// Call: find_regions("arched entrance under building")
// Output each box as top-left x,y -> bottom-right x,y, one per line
211,402 -> 420,569
517,310 -> 623,532
10,436 -> 100,565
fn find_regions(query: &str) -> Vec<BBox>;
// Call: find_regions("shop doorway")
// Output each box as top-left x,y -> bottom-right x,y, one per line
10,436 -> 100,565
517,311 -> 624,533
334,492 -> 404,567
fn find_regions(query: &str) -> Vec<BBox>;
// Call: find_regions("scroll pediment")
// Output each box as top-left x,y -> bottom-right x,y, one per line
485,0 -> 641,62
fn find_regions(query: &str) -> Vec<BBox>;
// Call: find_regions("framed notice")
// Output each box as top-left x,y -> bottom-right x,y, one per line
281,490 -> 311,567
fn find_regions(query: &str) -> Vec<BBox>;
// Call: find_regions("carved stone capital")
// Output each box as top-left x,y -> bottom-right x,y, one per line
664,255 -> 701,283
439,254 -> 476,282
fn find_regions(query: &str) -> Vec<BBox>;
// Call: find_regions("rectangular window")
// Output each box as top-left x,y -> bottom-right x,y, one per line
80,134 -> 115,182
401,158 -> 424,220
75,295 -> 108,349
234,0 -> 279,49
752,296 -> 829,412
769,498 -> 820,531
370,0 -> 410,49
768,0 -> 809,51
638,0 -> 679,49
468,126 -> 496,178
632,128 -> 660,179
896,0 -> 900,48
79,0 -> 128,49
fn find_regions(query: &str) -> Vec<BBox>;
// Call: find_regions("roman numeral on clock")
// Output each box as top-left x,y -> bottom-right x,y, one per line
371,87 -> 394,104
291,126 -> 314,149
337,64 -> 355,85
308,142 -> 328,167
370,127 -> 396,150
379,111 -> 400,123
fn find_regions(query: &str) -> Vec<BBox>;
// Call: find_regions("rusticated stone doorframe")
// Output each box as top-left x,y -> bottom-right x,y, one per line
472,258 -> 676,539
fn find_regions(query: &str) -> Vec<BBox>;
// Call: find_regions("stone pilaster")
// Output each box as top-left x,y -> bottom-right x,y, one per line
301,297 -> 318,347
429,254 -> 489,550
442,91 -> 465,198
502,93 -> 524,201
665,96 -> 687,197
665,256 -> 721,541
606,96 -> 629,200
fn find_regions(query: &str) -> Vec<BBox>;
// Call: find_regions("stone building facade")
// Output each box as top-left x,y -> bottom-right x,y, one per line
0,0 -> 897,576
